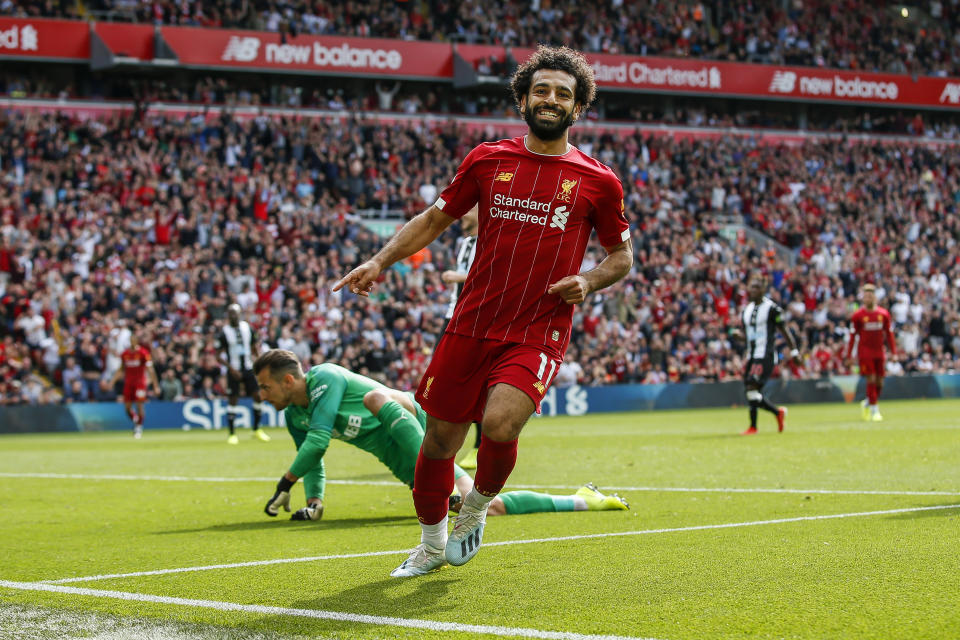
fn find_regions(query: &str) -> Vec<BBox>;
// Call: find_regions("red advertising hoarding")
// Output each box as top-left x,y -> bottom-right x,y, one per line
160,26 -> 454,79
95,22 -> 153,61
508,47 -> 960,109
1,17 -> 958,109
0,17 -> 88,61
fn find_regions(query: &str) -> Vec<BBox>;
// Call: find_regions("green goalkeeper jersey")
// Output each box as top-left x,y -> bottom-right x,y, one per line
284,363 -> 422,500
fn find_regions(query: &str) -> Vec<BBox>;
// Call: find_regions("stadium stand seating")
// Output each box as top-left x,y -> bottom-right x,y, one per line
1,108 -> 958,404
3,1 -> 958,76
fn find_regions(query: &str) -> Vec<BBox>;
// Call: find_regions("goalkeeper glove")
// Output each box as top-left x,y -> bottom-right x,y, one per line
291,502 -> 324,521
264,476 -> 295,516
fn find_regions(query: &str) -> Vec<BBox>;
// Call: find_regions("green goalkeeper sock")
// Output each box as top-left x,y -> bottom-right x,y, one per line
499,490 -> 576,514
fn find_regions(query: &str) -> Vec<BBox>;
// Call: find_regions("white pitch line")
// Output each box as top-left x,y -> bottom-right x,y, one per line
2,472 -> 958,497
0,580 -> 657,640
41,503 -> 960,585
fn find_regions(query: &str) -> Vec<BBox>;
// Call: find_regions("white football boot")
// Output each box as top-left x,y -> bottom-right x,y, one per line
390,543 -> 446,577
445,506 -> 488,566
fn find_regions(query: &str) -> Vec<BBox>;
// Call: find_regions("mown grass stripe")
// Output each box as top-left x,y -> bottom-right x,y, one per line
41,503 -> 960,585
0,580 -> 659,640
2,472 -> 956,496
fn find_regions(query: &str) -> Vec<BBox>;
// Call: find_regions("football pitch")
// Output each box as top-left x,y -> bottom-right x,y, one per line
2,398 -> 959,640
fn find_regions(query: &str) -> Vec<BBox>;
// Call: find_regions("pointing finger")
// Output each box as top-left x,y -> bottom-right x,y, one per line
331,275 -> 351,292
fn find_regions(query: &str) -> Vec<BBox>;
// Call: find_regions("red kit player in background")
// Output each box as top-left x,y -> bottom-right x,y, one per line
846,284 -> 896,422
105,332 -> 160,438
335,45 -> 633,577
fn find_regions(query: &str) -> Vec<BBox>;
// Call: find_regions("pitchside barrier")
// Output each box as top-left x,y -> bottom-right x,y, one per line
2,374 -> 958,434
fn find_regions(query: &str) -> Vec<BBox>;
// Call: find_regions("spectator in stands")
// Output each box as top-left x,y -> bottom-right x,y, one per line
1,107 -> 960,406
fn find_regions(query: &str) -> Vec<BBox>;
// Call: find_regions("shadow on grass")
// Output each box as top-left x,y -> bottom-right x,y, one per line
685,432 -> 763,440
254,575 -> 461,635
885,502 -> 960,521
331,472 -> 404,483
156,514 -> 413,535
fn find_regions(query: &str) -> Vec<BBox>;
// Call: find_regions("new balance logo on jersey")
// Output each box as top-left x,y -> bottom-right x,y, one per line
550,205 -> 569,231
768,71 -> 797,93
222,36 -> 261,62
495,172 -> 514,182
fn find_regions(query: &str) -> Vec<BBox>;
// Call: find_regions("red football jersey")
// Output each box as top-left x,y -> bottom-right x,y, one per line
121,346 -> 152,385
847,306 -> 896,358
438,136 -> 629,355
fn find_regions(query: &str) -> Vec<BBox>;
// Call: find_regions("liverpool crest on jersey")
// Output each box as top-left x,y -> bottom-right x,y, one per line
556,178 -> 578,202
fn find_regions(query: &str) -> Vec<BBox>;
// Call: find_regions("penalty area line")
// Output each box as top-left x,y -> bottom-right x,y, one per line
41,503 -> 960,585
1,473 -> 958,497
0,580 -> 658,640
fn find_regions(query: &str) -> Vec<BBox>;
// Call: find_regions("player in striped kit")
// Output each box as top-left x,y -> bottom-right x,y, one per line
219,303 -> 270,444
336,46 -> 633,576
846,284 -> 896,421
734,275 -> 802,435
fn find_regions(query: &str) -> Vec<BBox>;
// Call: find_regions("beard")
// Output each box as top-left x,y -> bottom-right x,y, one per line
522,104 -> 575,141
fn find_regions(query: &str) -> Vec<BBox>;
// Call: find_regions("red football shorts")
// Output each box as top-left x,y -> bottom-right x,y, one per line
415,333 -> 562,424
858,356 -> 885,377
123,381 -> 147,403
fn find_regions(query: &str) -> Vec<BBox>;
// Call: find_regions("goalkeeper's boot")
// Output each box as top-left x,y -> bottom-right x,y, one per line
741,426 -> 758,436
445,504 -> 488,566
576,483 -> 629,511
253,428 -> 271,442
227,434 -> 239,445
776,406 -> 787,433
390,543 -> 446,577
860,399 -> 870,421
457,448 -> 478,470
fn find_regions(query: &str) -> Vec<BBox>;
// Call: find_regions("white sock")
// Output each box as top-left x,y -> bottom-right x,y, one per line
420,516 -> 448,550
870,404 -> 878,414
463,489 -> 495,512
572,497 -> 588,511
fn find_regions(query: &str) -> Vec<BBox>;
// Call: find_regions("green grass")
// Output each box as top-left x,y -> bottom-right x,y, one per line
2,398 -> 960,639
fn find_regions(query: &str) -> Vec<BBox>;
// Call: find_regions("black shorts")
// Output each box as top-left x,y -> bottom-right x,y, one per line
229,368 -> 259,398
743,356 -> 774,387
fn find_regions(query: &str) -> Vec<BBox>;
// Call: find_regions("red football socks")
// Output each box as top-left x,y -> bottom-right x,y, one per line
474,434 -> 518,497
866,382 -> 878,405
412,450 -> 455,526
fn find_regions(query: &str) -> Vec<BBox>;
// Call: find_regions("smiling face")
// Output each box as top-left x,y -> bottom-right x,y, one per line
520,69 -> 581,142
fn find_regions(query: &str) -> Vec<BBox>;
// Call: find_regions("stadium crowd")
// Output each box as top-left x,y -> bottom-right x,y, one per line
1,108 -> 959,405
4,1 -> 959,77
3,70 -> 959,141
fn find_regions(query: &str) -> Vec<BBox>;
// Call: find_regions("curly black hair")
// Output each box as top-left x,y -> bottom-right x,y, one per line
509,45 -> 597,112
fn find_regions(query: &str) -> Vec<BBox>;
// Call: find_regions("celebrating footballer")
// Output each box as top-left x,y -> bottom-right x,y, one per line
335,45 -> 633,577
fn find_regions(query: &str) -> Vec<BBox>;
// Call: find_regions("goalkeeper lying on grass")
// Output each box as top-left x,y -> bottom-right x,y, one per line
253,349 -> 628,521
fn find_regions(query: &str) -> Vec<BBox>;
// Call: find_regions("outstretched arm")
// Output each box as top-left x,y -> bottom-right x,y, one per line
780,321 -> 802,363
333,205 -> 457,297
547,240 -> 633,305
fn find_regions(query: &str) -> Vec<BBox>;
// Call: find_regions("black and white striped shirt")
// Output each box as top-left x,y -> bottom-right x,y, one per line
740,297 -> 784,360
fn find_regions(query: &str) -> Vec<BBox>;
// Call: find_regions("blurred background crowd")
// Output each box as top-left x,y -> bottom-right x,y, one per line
5,1 -> 959,77
1,106 -> 958,405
